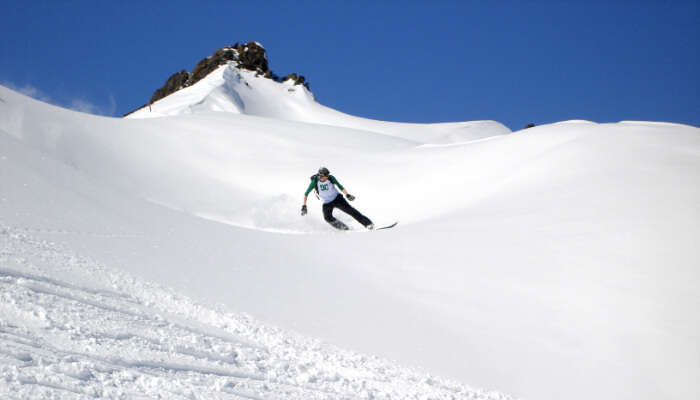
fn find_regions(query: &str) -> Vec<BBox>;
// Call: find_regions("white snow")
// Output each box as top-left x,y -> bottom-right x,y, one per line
126,64 -> 511,144
1,224 -> 504,399
1,69 -> 699,400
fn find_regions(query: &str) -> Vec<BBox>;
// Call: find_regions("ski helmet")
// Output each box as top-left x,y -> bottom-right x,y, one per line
318,167 -> 330,176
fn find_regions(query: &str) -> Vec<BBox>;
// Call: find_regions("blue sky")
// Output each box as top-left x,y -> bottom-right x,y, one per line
2,1 -> 698,130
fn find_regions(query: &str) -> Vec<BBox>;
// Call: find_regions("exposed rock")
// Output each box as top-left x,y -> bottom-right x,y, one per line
283,73 -> 308,88
524,123 -> 536,129
235,42 -> 268,72
149,70 -> 190,104
125,41 -> 312,116
190,48 -> 237,83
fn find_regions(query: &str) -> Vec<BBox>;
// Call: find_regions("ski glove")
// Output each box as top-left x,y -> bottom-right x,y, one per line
301,205 -> 307,216
346,194 -> 355,201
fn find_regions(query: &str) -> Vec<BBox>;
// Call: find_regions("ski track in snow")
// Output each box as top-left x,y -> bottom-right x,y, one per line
0,224 -> 513,400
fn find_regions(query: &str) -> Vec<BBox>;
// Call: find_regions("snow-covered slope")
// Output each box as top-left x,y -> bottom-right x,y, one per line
1,82 -> 699,400
126,63 -> 511,144
1,223 -> 506,400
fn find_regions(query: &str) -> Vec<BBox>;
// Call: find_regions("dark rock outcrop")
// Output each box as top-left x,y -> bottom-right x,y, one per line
190,48 -> 237,83
125,41 -> 311,116
149,70 -> 191,104
235,43 -> 268,73
283,73 -> 310,90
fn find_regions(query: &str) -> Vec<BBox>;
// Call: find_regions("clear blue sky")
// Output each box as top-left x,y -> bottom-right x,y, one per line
2,1 -> 698,130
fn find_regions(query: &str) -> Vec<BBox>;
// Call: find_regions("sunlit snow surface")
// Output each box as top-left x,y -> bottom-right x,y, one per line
1,69 -> 699,400
0,225 -> 507,399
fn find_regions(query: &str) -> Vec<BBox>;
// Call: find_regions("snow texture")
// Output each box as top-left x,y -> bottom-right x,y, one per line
1,65 -> 699,400
1,225 -> 507,399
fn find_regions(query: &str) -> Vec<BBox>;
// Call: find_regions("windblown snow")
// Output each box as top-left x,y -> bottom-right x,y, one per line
1,63 -> 699,400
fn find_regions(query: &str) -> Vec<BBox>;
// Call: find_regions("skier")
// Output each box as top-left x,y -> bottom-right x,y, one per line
301,167 -> 374,230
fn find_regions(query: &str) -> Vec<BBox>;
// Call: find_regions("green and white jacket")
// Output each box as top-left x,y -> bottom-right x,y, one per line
305,175 -> 345,204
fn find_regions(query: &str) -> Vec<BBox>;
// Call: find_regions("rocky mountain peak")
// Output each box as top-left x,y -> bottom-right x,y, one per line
133,41 -> 311,115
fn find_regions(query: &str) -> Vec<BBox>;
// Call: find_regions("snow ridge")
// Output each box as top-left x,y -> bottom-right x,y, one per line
125,63 -> 510,144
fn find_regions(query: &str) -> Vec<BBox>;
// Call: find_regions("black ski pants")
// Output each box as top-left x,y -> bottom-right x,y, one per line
322,195 -> 372,227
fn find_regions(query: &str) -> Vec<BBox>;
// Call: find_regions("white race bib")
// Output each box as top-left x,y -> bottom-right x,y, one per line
317,179 -> 339,203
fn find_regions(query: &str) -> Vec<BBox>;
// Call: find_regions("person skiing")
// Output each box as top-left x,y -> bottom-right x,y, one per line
301,167 -> 374,230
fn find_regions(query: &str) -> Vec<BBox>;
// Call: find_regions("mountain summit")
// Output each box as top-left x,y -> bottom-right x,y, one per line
125,42 -> 510,144
126,41 -> 310,116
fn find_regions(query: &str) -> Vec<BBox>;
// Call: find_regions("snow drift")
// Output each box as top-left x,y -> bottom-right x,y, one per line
1,68 -> 699,400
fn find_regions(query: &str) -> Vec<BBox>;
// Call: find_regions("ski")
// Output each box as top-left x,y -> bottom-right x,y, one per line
375,222 -> 398,230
